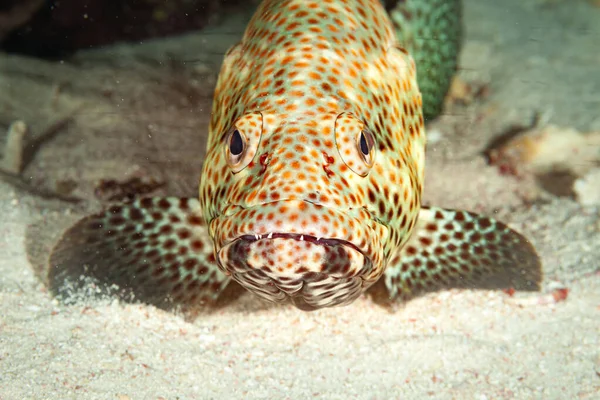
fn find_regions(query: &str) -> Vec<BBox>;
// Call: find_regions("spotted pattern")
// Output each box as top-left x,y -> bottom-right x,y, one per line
387,0 -> 462,120
49,198 -> 228,310
223,236 -> 367,310
384,207 -> 542,300
200,0 -> 426,307
49,0 -> 541,312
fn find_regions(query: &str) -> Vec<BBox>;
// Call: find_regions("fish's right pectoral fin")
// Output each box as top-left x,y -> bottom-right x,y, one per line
381,206 -> 542,302
48,197 -> 230,312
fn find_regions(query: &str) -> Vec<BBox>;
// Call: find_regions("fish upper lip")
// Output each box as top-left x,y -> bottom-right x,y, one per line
213,199 -> 382,259
237,232 -> 365,255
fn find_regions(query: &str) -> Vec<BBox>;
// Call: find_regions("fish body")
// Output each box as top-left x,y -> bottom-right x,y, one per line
199,0 -> 426,309
387,0 -> 462,120
49,0 -> 541,312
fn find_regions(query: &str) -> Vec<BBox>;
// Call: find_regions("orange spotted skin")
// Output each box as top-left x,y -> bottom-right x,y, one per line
49,0 -> 541,313
199,0 -> 426,309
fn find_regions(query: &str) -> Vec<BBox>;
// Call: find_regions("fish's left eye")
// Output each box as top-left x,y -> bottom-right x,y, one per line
334,113 -> 376,176
358,129 -> 375,164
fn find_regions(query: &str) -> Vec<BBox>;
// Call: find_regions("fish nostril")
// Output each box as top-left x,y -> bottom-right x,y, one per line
259,152 -> 270,174
322,151 -> 335,178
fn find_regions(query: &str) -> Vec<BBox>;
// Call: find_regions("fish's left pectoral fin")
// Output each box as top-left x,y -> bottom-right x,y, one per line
48,197 -> 230,312
382,206 -> 542,301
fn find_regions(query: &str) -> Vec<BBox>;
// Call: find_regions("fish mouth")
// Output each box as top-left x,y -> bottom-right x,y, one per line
211,200 -> 381,255
218,234 -> 372,311
238,232 -> 365,254
211,200 -> 385,310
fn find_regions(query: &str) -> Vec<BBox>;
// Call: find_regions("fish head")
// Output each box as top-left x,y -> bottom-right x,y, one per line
199,105 -> 420,310
198,0 -> 426,310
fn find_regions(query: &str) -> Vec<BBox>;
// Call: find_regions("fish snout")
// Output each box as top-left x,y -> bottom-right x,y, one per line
212,200 -> 384,310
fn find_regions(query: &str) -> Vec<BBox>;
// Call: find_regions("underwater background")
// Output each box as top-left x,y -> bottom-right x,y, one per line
1,0 -> 599,398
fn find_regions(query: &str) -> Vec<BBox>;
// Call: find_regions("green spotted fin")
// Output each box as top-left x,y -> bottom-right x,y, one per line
382,207 -> 542,300
49,197 -> 230,311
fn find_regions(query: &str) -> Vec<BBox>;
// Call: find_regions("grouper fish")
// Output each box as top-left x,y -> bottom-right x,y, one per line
49,0 -> 541,311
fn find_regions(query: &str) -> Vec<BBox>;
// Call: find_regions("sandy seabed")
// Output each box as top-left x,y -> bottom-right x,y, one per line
1,0 -> 599,398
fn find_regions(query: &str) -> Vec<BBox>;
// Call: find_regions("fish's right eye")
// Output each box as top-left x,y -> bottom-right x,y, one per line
226,127 -> 247,168
224,113 -> 264,173
229,129 -> 245,157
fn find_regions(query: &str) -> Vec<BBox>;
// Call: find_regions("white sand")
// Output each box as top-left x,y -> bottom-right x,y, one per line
1,0 -> 599,398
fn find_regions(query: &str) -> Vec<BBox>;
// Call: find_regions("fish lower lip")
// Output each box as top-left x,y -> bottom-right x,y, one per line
238,233 -> 364,255
231,269 -> 366,311
218,230 -> 378,310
